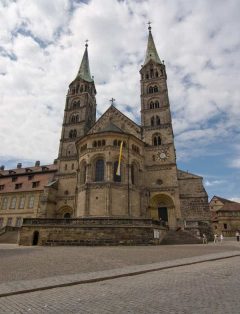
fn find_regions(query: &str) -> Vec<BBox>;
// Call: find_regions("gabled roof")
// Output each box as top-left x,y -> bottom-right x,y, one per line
177,169 -> 203,179
210,195 -> 235,204
87,105 -> 141,137
217,201 -> 240,212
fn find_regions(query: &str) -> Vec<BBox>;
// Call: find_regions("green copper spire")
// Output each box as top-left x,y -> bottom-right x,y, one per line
144,24 -> 161,65
76,41 -> 93,82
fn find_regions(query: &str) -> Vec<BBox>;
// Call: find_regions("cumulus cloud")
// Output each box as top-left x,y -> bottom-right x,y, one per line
0,0 -> 240,198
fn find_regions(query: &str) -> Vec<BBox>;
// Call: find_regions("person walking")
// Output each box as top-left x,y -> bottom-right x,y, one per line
202,233 -> 207,244
220,233 -> 224,243
214,233 -> 218,243
236,231 -> 240,242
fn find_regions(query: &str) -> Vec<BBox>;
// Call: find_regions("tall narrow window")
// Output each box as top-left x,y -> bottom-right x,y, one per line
156,116 -> 160,125
151,117 -> 155,126
95,159 -> 104,182
19,197 -> 25,209
2,197 -> 8,210
131,164 -> 135,185
153,135 -> 161,146
28,196 -> 35,209
113,161 -> 121,182
10,197 -> 16,209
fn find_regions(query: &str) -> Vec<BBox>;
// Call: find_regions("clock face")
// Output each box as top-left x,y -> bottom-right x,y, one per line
156,149 -> 169,161
160,152 -> 166,159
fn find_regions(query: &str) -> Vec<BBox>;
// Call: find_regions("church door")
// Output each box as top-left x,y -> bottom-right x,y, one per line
32,231 -> 39,245
158,207 -> 168,222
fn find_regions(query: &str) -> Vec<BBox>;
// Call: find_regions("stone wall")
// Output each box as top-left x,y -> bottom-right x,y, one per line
19,218 -> 166,246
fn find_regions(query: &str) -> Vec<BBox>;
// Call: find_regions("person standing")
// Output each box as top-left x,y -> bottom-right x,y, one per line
214,233 -> 218,243
202,233 -> 207,244
236,231 -> 240,242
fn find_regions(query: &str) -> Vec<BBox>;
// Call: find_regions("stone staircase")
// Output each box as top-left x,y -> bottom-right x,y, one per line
160,229 -> 202,245
0,226 -> 19,244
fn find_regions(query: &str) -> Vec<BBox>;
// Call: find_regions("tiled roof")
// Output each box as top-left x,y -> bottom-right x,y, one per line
0,164 -> 57,193
216,202 -> 240,212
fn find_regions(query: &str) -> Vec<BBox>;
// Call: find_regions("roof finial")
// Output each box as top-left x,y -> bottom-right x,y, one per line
85,39 -> 89,48
147,21 -> 152,32
109,98 -> 115,105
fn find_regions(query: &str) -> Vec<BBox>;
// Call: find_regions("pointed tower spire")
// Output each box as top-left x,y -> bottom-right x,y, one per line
144,23 -> 161,65
75,40 -> 93,82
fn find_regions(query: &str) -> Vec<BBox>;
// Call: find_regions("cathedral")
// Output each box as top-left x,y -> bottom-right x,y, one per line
1,26 -> 212,245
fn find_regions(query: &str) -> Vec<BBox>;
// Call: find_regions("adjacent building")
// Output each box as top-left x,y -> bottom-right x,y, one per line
210,195 -> 240,236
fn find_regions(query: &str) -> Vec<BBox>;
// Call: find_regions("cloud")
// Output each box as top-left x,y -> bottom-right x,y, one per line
0,0 -> 240,199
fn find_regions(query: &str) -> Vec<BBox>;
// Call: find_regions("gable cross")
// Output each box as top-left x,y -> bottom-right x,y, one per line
109,98 -> 115,105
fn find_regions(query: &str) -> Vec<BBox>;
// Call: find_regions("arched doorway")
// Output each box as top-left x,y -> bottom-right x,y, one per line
57,206 -> 73,219
63,213 -> 71,218
149,193 -> 176,229
32,231 -> 39,245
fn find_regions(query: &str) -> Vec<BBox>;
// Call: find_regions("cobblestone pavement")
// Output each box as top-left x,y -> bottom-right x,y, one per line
0,256 -> 239,313
0,242 -> 239,283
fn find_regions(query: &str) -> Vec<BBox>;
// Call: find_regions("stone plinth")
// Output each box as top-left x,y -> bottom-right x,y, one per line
19,217 -> 166,246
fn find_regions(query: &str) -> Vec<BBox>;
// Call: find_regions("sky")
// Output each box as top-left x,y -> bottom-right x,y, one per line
0,0 -> 240,201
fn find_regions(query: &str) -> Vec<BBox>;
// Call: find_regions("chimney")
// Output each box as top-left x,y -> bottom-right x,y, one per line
17,163 -> 22,169
35,161 -> 40,167
0,165 -> 5,171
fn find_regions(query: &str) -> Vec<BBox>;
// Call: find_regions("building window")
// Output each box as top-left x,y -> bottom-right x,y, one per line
19,197 -> 25,209
10,197 -> 16,209
28,196 -> 35,209
15,183 -> 22,189
131,164 -> 135,185
69,129 -> 77,138
153,135 -> 161,146
7,217 -> 12,226
15,217 -> 22,227
95,159 -> 104,182
113,140 -> 126,147
223,223 -> 228,230
72,163 -> 74,170
154,85 -> 158,93
132,144 -> 140,154
28,175 -> 34,180
113,161 -> 121,182
151,117 -> 155,126
65,164 -> 68,171
80,144 -> 87,152
32,181 -> 40,188
156,116 -> 160,125
12,176 -> 18,182
2,197 -> 8,210
0,185 -> 4,190
93,140 -> 106,147
0,218 -> 3,227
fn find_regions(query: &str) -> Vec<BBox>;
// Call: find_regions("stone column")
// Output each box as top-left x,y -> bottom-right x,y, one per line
106,161 -> 112,181
85,163 -> 91,183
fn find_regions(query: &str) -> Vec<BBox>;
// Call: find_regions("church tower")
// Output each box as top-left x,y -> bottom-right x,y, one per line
140,25 -> 181,228
55,42 -> 97,218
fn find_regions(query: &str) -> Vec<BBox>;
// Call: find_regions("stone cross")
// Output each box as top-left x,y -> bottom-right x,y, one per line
109,98 -> 115,105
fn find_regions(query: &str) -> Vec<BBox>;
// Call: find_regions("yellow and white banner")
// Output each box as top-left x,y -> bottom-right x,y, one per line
116,141 -> 123,176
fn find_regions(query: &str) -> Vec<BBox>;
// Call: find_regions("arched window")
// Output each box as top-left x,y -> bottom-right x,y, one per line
93,141 -> 97,147
149,86 -> 154,93
77,100 -> 80,107
73,129 -> 77,138
153,134 -> 161,146
150,102 -> 154,109
131,164 -> 135,185
150,69 -> 154,78
76,115 -> 79,122
80,161 -> 87,184
155,101 -> 159,108
69,130 -> 73,138
113,139 -> 118,146
113,161 -> 121,182
95,159 -> 104,182
102,140 -> 106,146
154,86 -> 158,93
73,101 -> 77,109
151,117 -> 155,126
146,73 -> 149,79
156,116 -> 160,125
155,71 -> 159,77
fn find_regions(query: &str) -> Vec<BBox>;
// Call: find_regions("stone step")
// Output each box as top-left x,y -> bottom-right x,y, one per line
161,230 -> 202,245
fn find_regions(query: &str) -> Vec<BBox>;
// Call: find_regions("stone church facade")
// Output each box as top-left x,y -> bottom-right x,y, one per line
6,26 -> 211,245
41,26 -> 210,230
